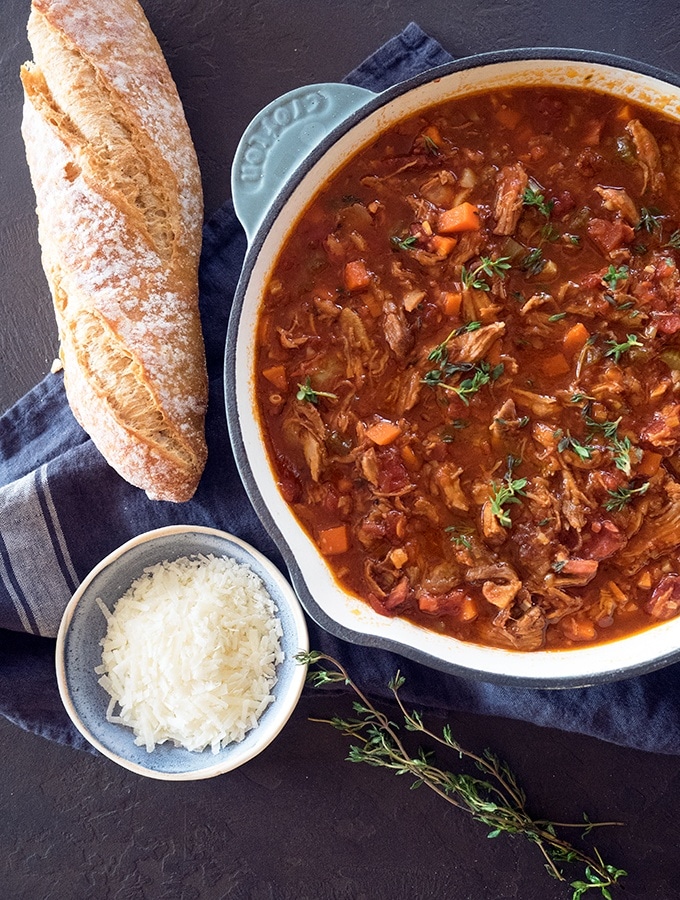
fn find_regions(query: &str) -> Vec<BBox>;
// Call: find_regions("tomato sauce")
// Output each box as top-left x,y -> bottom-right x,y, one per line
255,86 -> 680,651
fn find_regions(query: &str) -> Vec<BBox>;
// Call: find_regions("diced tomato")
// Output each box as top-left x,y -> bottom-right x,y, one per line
376,447 -> 411,493
275,456 -> 302,504
417,588 -> 472,616
582,521 -> 626,561
587,216 -> 634,253
344,260 -> 372,291
651,312 -> 680,334
551,190 -> 576,218
647,575 -> 680,620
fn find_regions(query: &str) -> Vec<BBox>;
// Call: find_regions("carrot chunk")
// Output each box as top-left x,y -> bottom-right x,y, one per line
366,420 -> 402,446
442,291 -> 463,316
344,260 -> 371,291
400,444 -> 420,471
541,353 -> 571,377
563,322 -> 590,357
436,202 -> 481,234
638,450 -> 663,477
430,235 -> 458,257
495,105 -> 521,129
458,595 -> 478,622
262,364 -> 287,390
318,524 -> 349,556
422,124 -> 443,147
562,616 -> 597,642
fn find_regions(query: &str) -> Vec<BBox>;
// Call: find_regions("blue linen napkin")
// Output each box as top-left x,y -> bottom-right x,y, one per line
3,22 -> 680,755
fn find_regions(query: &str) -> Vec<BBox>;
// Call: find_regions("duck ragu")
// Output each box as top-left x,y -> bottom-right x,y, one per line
254,84 -> 680,652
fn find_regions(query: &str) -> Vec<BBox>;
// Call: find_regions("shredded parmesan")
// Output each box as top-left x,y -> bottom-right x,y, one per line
94,554 -> 284,754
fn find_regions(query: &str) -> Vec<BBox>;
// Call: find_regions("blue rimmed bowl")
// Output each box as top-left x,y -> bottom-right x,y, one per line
56,525 -> 309,780
226,50 -> 680,688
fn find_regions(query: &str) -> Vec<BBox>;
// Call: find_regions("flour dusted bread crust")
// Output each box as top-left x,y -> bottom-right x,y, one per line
20,0 -> 208,502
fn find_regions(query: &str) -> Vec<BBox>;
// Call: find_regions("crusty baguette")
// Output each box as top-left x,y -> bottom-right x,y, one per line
20,0 -> 208,502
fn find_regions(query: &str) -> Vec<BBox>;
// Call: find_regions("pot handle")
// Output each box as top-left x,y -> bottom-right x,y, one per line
231,82 -> 376,243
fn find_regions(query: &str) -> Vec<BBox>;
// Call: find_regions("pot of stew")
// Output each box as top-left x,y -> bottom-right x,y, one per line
226,49 -> 680,686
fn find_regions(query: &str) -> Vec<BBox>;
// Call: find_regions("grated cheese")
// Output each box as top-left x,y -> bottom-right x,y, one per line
94,553 -> 284,754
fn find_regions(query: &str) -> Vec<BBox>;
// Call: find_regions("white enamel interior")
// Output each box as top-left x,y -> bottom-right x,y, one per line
235,57 -> 680,685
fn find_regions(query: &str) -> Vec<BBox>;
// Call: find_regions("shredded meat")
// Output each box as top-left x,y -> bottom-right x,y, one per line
383,299 -> 414,358
495,606 -> 547,651
626,118 -> 666,195
493,163 -> 528,235
257,84 -> 680,653
447,322 -> 506,364
595,185 -> 640,226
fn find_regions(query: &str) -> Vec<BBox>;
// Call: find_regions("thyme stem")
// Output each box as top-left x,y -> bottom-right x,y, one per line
297,651 -> 627,899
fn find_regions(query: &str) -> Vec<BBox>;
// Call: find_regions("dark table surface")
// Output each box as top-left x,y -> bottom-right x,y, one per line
3,1 -> 680,898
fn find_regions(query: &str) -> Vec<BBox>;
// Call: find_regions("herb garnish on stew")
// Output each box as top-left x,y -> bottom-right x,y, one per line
257,85 -> 680,651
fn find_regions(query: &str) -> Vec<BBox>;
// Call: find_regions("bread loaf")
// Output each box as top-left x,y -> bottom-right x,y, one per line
20,0 -> 208,502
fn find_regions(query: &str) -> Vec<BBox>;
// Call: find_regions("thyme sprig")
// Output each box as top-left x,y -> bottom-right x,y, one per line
604,481 -> 650,512
666,230 -> 680,250
296,376 -> 338,404
391,233 -> 419,251
523,185 -> 554,219
427,321 -> 482,364
461,255 -> 511,291
297,651 -> 627,899
422,360 -> 504,404
604,333 -> 642,363
489,455 -> 527,527
601,265 -> 629,291
636,206 -> 662,235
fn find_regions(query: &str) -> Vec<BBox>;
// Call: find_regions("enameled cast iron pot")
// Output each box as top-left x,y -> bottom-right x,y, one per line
226,49 -> 680,688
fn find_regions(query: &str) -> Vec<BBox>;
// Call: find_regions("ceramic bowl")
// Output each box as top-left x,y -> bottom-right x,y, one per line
226,49 -> 680,689
56,525 -> 309,780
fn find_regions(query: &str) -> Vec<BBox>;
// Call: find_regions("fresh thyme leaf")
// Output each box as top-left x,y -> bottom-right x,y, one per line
521,247 -> 546,276
443,363 -> 493,404
636,206 -> 662,234
423,358 -> 502,404
489,459 -> 527,528
391,234 -> 419,251
604,481 -> 650,512
422,368 -> 445,387
461,256 -> 511,291
297,652 -> 627,899
445,525 -> 473,549
523,186 -> 554,218
601,265 -> 629,290
567,234 -> 582,245
427,322 -> 482,363
541,223 -> 561,242
583,416 -> 622,441
604,333 -> 643,362
666,229 -> 680,250
548,312 -> 567,322
611,434 -> 634,476
557,433 -> 592,461
296,376 -> 338,404
457,320 -> 483,335
423,134 -> 441,155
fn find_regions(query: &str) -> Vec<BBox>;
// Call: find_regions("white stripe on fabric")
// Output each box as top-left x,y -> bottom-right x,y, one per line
0,549 -> 33,632
38,464 -> 79,588
0,469 -> 73,637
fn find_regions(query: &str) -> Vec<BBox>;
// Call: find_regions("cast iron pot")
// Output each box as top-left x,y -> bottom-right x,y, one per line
226,49 -> 680,687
